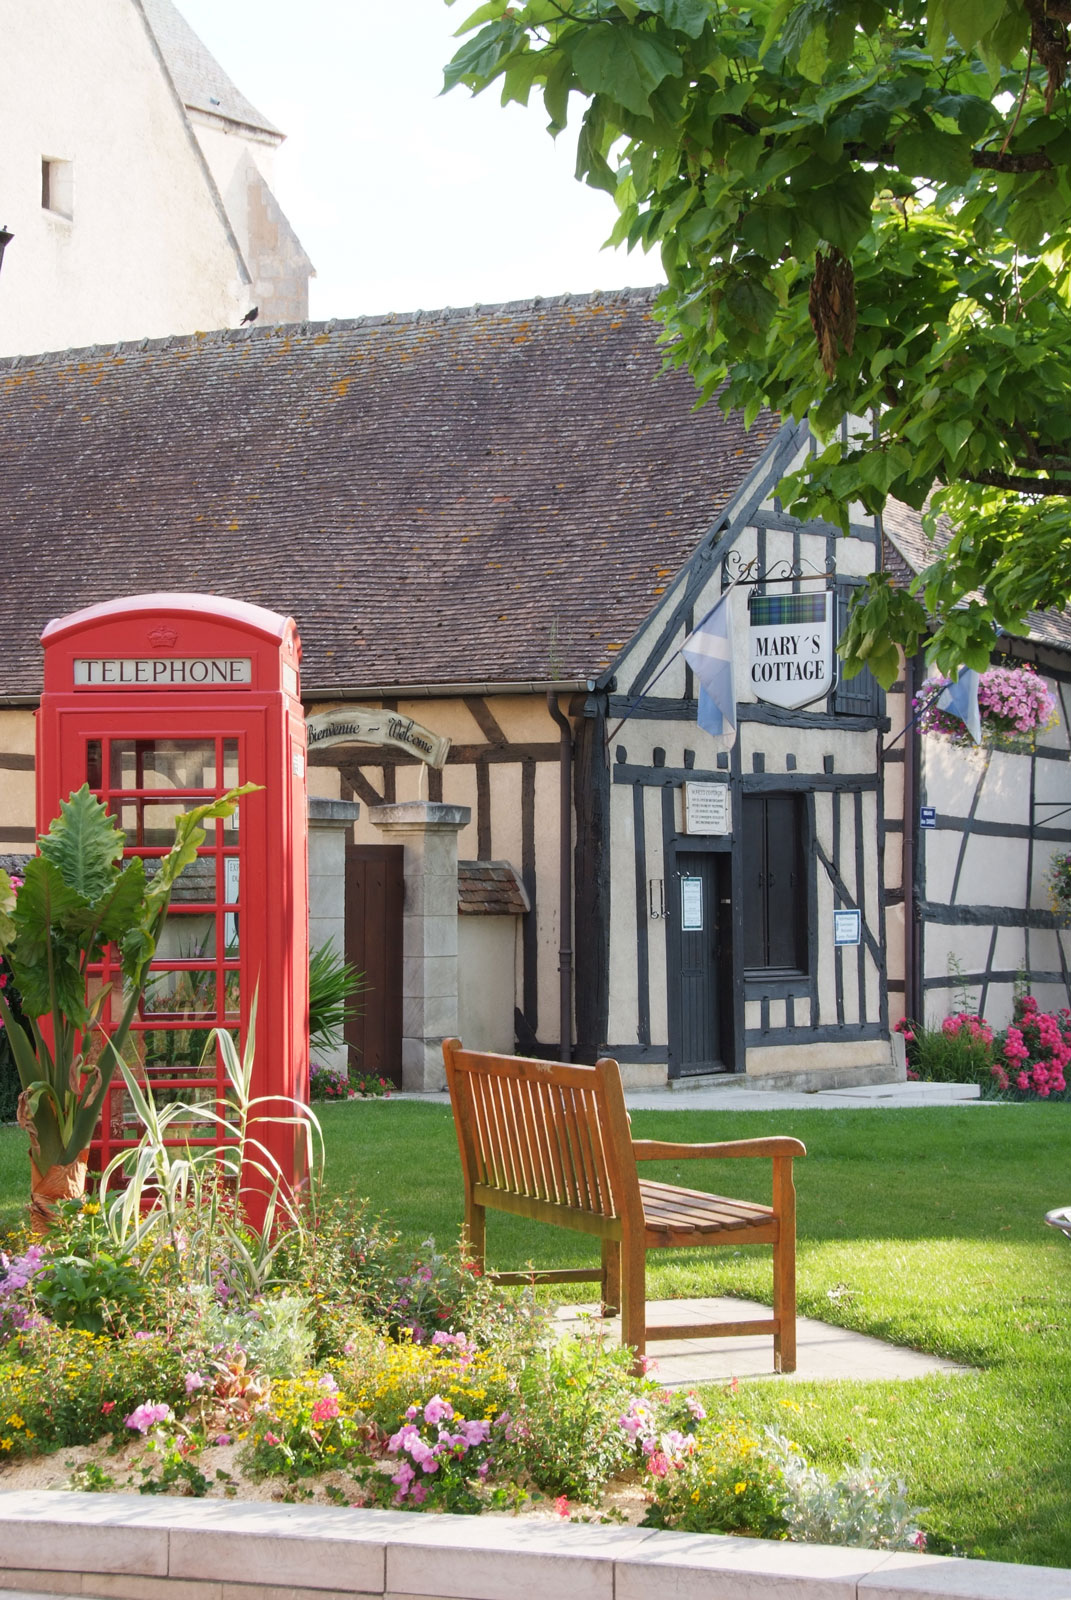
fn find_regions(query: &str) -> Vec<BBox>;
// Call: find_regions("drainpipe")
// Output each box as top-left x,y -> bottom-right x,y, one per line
902,653 -> 919,1022
546,692 -> 573,1062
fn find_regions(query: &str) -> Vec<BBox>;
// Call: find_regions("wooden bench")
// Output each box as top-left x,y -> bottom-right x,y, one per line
443,1040 -> 806,1372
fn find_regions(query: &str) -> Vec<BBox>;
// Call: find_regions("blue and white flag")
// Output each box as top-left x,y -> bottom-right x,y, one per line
937,668 -> 982,744
682,590 -> 737,739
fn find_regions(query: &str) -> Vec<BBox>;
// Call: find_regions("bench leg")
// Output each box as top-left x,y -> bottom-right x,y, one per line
600,1239 -> 620,1317
463,1199 -> 486,1274
619,1233 -> 647,1374
772,1164 -> 797,1373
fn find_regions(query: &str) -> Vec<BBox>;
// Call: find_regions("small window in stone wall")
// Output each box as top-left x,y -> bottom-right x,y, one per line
832,580 -> 884,717
42,158 -> 74,219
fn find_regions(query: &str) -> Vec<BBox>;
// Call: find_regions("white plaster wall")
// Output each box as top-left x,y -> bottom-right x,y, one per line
458,917 -> 519,1054
0,0 -> 246,358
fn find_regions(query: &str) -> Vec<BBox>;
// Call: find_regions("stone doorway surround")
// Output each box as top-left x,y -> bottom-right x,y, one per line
369,800 -> 471,1093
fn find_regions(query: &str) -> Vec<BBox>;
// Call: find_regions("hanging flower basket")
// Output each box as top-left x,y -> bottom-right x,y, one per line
914,663 -> 1058,749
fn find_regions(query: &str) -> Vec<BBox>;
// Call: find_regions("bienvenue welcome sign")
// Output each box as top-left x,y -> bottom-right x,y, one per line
748,591 -> 833,711
306,708 -> 451,769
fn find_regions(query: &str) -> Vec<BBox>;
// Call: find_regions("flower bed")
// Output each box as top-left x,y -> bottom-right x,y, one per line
895,992 -> 1070,1101
0,1174 -> 925,1549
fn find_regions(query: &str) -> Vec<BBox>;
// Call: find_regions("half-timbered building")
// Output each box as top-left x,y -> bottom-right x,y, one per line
0,289 -> 917,1089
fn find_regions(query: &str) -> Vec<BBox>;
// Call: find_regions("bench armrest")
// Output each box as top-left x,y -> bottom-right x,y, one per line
631,1137 -> 806,1162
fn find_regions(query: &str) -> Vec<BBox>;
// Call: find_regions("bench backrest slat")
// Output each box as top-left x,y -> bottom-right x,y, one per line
444,1042 -> 638,1222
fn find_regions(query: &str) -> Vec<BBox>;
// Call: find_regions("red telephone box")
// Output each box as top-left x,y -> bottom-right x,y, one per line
37,594 -> 309,1218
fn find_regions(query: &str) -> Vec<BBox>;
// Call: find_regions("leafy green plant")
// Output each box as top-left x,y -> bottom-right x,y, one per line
894,1012 -> 996,1085
641,1417 -> 787,1537
308,940 -> 363,1055
496,1325 -> 643,1501
33,1245 -> 146,1335
203,1293 -> 315,1379
0,783 -> 255,1179
768,1433 -> 926,1551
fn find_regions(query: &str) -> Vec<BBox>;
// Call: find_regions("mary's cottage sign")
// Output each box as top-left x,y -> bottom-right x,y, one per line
748,591 -> 833,711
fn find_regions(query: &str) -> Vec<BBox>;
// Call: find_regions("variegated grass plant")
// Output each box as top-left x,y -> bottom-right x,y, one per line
96,998 -> 324,1301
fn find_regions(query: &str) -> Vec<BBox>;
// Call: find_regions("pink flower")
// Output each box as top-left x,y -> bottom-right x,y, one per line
555,1495 -> 570,1517
264,1431 -> 281,1446
310,1395 -> 340,1426
101,1401 -> 116,1415
125,1402 -> 171,1434
215,1433 -> 231,1447
184,1371 -> 205,1394
423,1395 -> 454,1425
410,1481 -> 428,1504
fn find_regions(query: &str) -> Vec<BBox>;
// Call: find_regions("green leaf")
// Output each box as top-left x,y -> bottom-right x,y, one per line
638,0 -> 709,37
38,784 -> 124,903
443,21 -> 521,92
808,170 -> 876,252
10,858 -> 91,1022
895,128 -> 974,186
567,24 -> 682,117
797,19 -> 829,84
936,417 -> 974,460
945,0 -> 1004,53
741,204 -> 792,260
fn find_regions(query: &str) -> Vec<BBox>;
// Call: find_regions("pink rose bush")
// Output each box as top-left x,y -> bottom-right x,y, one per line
991,995 -> 1069,1099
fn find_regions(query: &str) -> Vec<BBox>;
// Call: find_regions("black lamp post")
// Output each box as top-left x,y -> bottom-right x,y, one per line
0,228 -> 13,275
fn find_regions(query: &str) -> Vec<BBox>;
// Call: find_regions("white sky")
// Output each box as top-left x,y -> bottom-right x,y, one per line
177,0 -> 661,321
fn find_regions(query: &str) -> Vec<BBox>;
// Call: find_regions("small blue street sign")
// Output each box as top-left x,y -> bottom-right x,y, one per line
919,806 -> 937,829
833,909 -> 861,946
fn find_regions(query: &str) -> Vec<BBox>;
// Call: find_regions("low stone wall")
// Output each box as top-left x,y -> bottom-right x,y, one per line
1,1490 -> 1068,1600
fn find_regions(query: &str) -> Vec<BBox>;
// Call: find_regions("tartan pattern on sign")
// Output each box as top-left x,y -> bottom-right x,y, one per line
749,592 -> 828,626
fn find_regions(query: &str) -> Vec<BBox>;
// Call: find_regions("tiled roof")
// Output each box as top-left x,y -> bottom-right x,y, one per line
458,862 -> 530,916
882,499 -> 1071,655
0,290 -> 781,699
141,0 -> 281,137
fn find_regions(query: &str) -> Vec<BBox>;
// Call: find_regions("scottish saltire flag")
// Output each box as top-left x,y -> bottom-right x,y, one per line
937,668 -> 982,744
682,591 -> 737,738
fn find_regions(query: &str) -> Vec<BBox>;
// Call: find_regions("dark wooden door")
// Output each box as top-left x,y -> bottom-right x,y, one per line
671,850 -> 732,1077
345,843 -> 404,1086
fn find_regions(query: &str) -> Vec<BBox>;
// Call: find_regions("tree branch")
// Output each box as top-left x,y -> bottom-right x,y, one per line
972,149 -> 1053,172
964,467 -> 1071,495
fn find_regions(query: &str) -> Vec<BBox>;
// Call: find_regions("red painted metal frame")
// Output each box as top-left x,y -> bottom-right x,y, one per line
36,594 -> 309,1227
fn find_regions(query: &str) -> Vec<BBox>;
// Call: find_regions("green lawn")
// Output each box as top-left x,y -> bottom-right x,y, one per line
3,1101 -> 1070,1567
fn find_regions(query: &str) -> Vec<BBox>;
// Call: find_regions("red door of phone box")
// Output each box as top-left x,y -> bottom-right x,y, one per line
36,593 -> 309,1225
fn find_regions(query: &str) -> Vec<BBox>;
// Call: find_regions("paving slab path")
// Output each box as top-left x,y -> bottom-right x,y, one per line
554,1296 -> 972,1386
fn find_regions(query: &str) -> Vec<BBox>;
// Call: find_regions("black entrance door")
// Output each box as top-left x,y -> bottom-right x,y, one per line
670,850 -> 732,1077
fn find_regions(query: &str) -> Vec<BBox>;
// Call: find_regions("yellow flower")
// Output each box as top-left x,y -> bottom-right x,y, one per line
734,1481 -> 748,1495
7,1415 -> 24,1429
